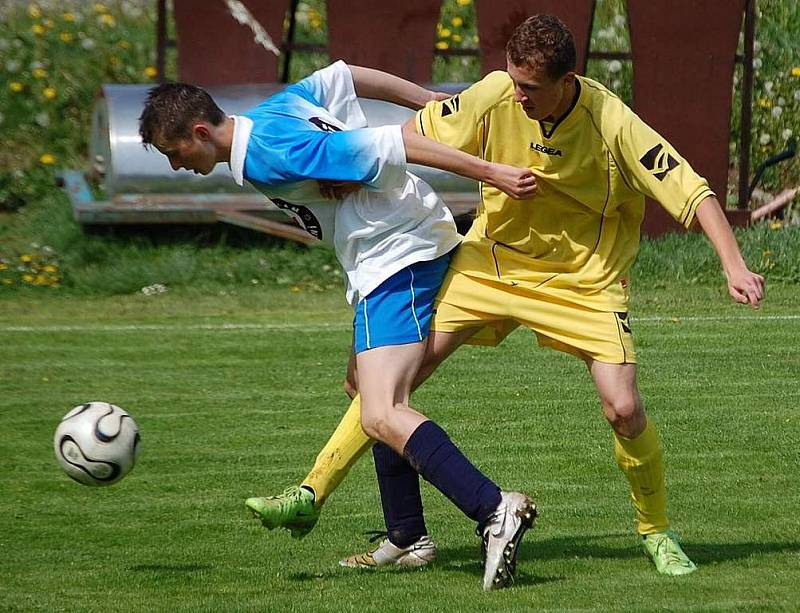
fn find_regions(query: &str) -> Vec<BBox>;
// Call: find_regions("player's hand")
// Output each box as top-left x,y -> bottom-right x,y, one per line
430,91 -> 452,102
727,267 -> 765,308
486,163 -> 538,200
318,180 -> 361,200
343,351 -> 358,399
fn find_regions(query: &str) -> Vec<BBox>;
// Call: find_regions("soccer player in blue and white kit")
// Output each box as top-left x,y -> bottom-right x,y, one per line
139,61 -> 538,590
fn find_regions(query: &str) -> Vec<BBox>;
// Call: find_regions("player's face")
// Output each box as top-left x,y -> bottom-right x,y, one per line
156,127 -> 217,175
506,60 -> 572,122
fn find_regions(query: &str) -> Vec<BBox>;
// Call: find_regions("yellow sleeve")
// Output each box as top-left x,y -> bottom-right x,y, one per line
616,112 -> 715,228
415,73 -> 507,156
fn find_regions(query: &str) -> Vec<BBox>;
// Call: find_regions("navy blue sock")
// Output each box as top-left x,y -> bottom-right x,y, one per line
403,420 -> 501,526
372,442 -> 427,548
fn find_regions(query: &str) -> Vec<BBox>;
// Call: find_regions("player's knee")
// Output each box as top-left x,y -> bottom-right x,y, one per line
602,396 -> 644,434
360,410 -> 389,441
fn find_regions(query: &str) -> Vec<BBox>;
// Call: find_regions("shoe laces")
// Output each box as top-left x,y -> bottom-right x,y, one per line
364,530 -> 388,544
651,533 -> 691,568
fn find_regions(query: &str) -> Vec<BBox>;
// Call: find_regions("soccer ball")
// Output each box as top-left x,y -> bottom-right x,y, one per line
53,402 -> 141,486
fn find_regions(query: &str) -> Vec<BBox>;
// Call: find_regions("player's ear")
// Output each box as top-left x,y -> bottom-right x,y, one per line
192,122 -> 211,142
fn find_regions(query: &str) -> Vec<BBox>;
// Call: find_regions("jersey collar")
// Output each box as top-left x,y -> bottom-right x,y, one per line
229,114 -> 254,186
539,78 -> 582,139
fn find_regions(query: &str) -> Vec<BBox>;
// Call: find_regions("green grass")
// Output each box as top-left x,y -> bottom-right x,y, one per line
1,286 -> 799,611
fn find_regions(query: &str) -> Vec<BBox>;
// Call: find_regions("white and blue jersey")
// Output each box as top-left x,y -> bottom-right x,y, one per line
228,61 -> 461,307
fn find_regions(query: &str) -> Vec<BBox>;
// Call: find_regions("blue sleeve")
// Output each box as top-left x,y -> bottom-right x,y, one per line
244,125 -> 406,189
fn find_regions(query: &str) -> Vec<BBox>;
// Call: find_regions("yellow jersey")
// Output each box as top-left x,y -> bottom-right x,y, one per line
417,72 -> 715,311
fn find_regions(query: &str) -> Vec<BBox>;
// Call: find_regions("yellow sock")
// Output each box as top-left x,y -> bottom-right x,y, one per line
613,418 -> 669,535
301,394 -> 373,506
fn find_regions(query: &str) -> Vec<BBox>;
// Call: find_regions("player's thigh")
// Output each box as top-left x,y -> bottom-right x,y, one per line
357,341 -> 428,410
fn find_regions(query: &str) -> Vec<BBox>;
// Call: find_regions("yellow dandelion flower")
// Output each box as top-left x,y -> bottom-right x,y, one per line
43,18 -> 54,28
60,32 -> 73,43
439,27 -> 452,38
770,220 -> 783,230
31,23 -> 46,35
758,98 -> 771,108
43,264 -> 58,273
792,67 -> 800,77
118,40 -> 131,49
436,41 -> 449,50
452,33 -> 462,43
33,68 -> 47,79
451,17 -> 464,28
94,3 -> 108,13
290,286 -> 301,293
43,87 -> 57,100
109,55 -> 119,67
40,153 -> 56,165
34,274 -> 48,285
100,14 -> 116,27
143,66 -> 158,78
23,274 -> 35,283
29,5 -> 42,19
20,255 -> 33,263
762,250 -> 773,258
0,263 -> 7,271
456,0 -> 472,6
63,12 -> 75,22
9,81 -> 24,93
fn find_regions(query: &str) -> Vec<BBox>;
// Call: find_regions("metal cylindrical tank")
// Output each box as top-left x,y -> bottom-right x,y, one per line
90,84 -> 476,196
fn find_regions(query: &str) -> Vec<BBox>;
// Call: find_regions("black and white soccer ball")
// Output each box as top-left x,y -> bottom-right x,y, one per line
53,402 -> 141,486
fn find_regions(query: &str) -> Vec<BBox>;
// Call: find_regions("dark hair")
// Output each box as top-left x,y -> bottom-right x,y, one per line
138,82 -> 225,147
505,14 -> 576,80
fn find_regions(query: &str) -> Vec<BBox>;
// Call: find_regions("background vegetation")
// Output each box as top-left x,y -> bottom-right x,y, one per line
0,0 -> 798,296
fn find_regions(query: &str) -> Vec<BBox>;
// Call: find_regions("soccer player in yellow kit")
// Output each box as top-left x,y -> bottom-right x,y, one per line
248,15 -> 765,578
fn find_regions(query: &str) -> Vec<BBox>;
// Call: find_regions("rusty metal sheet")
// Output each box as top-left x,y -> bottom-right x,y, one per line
174,0 -> 290,85
476,0 -> 596,75
326,0 -> 442,82
628,0 -> 746,235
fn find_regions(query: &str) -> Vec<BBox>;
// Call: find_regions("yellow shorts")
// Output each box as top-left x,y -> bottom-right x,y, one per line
432,270 -> 636,364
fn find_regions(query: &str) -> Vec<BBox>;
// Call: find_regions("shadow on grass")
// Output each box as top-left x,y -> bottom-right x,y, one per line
284,535 -> 800,584
127,564 -> 212,573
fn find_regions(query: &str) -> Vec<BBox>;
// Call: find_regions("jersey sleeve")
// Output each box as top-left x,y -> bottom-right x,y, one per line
244,124 -> 407,190
616,113 -> 715,228
415,79 -> 488,156
289,60 -> 367,129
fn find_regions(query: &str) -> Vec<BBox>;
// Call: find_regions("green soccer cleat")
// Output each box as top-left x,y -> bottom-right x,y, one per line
641,529 -> 698,576
245,486 -> 320,539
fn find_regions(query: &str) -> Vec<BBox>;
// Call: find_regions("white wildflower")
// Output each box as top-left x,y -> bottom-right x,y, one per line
781,128 -> 793,140
35,112 -> 50,127
753,58 -> 762,69
794,90 -> 800,101
141,283 -> 168,296
608,60 -> 622,73
764,80 -> 773,92
613,15 -> 626,28
81,38 -> 96,51
6,59 -> 21,72
772,106 -> 783,118
759,133 -> 771,145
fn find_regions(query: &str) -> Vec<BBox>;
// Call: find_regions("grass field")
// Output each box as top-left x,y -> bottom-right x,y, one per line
2,286 -> 799,612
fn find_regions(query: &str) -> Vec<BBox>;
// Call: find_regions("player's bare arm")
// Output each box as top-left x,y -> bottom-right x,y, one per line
401,120 -> 537,200
348,64 -> 450,110
695,196 -> 765,307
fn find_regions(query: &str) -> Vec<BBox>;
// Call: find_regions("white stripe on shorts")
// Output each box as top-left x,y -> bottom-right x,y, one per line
409,268 -> 423,341
362,298 -> 371,349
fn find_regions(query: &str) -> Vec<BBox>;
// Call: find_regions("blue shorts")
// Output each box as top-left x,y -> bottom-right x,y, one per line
353,253 -> 452,354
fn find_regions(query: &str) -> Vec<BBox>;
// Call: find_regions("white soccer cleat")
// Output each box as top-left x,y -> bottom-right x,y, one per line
339,535 -> 436,569
481,491 -> 537,591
